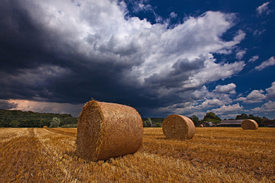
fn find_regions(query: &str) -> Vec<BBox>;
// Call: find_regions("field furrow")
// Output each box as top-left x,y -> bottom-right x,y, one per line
0,128 -> 68,182
0,128 -> 28,142
44,128 -> 77,137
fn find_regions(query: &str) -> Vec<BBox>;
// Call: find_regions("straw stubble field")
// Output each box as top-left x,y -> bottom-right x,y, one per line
0,127 -> 274,182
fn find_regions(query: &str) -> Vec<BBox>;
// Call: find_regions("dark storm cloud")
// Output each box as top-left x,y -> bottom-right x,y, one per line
0,0 -> 51,72
0,1 -> 122,102
0,0 -> 247,117
0,100 -> 17,109
0,0 -> 177,111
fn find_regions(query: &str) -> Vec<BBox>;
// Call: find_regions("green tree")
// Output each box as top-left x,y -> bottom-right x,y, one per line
10,120 -> 19,127
235,113 -> 264,127
50,117 -> 60,128
142,118 -> 152,127
43,119 -> 51,127
146,118 -> 152,127
150,118 -> 164,124
156,123 -> 161,127
0,109 -> 76,127
19,119 -> 40,127
60,116 -> 78,126
1,118 -> 11,127
236,113 -> 249,119
249,114 -> 263,127
189,115 -> 199,125
203,112 -> 221,124
142,119 -> 147,127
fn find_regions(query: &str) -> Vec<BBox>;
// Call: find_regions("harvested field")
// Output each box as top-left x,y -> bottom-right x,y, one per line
0,127 -> 274,182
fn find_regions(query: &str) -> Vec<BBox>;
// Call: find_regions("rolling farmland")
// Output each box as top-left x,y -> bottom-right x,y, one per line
0,127 -> 275,182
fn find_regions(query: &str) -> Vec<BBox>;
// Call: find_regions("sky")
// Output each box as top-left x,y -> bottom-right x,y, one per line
0,0 -> 275,120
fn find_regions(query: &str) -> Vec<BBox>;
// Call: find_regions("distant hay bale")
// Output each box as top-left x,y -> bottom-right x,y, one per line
162,115 -> 195,139
76,100 -> 143,161
43,126 -> 47,128
200,124 -> 203,127
241,119 -> 259,130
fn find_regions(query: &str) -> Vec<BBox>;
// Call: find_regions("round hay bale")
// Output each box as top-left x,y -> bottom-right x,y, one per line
241,119 -> 258,130
162,115 -> 195,139
199,124 -> 203,127
76,100 -> 143,161
43,126 -> 47,128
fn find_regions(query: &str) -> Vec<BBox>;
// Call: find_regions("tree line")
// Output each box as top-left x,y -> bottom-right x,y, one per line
1,108 -> 274,128
143,112 -> 275,127
0,109 -> 78,128
189,112 -> 275,127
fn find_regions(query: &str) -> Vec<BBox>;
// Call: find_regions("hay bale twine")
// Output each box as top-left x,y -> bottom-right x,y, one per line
76,100 -> 143,161
241,119 -> 259,130
162,115 -> 195,139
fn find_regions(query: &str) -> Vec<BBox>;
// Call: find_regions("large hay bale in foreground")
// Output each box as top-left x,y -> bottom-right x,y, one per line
76,100 -> 143,161
162,115 -> 195,139
241,119 -> 258,130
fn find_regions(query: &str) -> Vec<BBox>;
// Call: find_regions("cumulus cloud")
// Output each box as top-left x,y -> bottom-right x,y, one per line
178,96 -> 232,114
235,90 -> 266,103
251,101 -> 275,112
266,81 -> 275,100
235,81 -> 275,106
132,1 -> 154,13
169,12 -> 177,18
200,98 -> 230,109
236,50 -> 246,60
0,0 -> 247,117
162,84 -> 234,117
211,103 -> 243,115
183,60 -> 244,89
248,55 -> 259,62
255,56 -> 275,71
214,83 -> 236,94
192,84 -> 236,101
191,85 -> 208,100
256,2 -> 271,15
